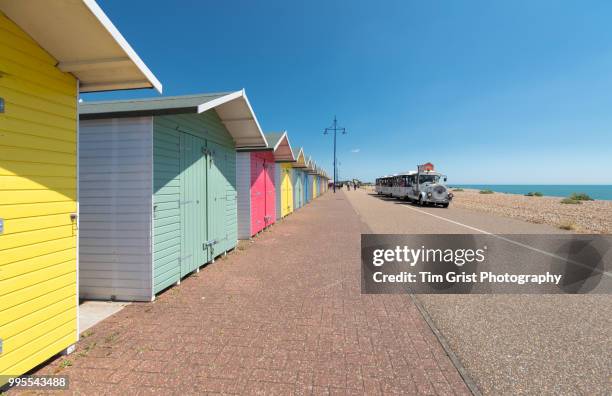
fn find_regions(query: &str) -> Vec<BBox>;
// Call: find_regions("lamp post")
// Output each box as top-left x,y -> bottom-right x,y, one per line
324,116 -> 346,193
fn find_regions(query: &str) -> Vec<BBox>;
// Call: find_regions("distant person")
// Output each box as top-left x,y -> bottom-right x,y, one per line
354,183 -> 357,190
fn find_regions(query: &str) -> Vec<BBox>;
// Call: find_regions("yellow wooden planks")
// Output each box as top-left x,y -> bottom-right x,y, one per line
0,212 -> 74,235
0,225 -> 76,252
0,292 -> 75,341
0,237 -> 76,267
0,248 -> 75,281
0,201 -> 76,220
0,259 -> 74,297
0,189 -> 76,205
2,332 -> 75,377
0,161 -> 76,178
0,311 -> 76,374
0,11 -> 78,380
0,272 -> 76,323
0,175 -> 76,191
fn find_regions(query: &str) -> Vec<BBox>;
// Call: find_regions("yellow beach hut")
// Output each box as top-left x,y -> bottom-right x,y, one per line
310,161 -> 318,198
0,0 -> 161,381
267,132 -> 295,220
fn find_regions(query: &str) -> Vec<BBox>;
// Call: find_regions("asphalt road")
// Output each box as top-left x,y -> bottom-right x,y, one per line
343,188 -> 612,395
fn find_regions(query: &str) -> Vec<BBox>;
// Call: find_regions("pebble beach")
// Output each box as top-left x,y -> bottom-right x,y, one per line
451,189 -> 612,233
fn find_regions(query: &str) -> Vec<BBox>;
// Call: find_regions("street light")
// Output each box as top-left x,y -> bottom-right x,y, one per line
324,116 -> 346,193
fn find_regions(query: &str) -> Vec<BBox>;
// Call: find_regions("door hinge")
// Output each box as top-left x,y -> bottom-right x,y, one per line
0,338 -> 3,354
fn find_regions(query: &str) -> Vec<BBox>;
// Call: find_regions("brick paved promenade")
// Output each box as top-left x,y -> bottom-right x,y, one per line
27,191 -> 470,395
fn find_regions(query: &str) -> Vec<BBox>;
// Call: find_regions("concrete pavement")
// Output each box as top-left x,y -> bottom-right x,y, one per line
78,301 -> 130,333
24,191 -> 470,395
345,189 -> 612,395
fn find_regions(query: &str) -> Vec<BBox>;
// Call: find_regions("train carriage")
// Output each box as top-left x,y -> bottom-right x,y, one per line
376,164 -> 453,207
375,175 -> 394,196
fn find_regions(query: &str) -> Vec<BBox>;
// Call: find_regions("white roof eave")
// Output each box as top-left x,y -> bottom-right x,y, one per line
0,0 -> 162,93
200,90 -> 267,149
79,0 -> 162,93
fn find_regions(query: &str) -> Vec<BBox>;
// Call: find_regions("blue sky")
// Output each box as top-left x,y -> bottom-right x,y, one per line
85,0 -> 612,184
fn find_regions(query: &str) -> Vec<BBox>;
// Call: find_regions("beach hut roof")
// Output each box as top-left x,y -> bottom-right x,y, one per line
79,90 -> 268,148
264,132 -> 284,150
264,131 -> 295,162
307,158 -> 318,174
290,147 -> 299,159
305,156 -> 314,170
292,148 -> 307,168
0,0 -> 162,93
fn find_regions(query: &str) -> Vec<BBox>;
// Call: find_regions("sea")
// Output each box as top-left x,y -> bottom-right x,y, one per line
450,185 -> 612,201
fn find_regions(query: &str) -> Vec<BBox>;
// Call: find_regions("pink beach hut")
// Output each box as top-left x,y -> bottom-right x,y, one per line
236,145 -> 277,238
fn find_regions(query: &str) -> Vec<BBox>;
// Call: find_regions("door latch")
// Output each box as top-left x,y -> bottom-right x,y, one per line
203,240 -> 217,250
201,147 -> 214,167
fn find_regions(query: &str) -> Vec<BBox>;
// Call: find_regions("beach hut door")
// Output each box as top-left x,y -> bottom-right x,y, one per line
298,173 -> 303,206
180,134 -> 207,276
205,141 -> 226,257
264,160 -> 276,224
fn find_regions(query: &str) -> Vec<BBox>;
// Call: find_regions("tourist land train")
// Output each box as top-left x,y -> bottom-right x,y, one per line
375,163 -> 454,207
